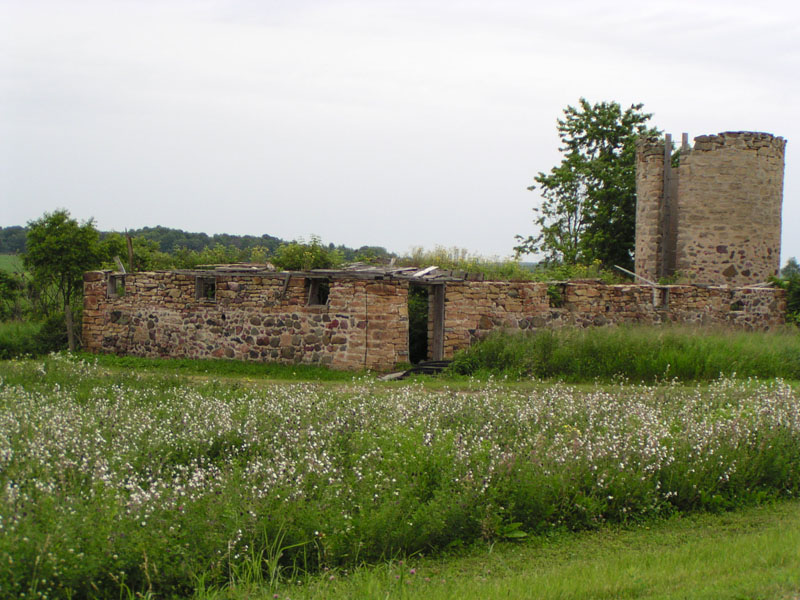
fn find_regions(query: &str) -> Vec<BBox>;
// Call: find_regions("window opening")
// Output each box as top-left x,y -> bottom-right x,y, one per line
107,274 -> 126,298
306,278 -> 330,306
195,277 -> 216,302
547,284 -> 564,308
654,287 -> 669,309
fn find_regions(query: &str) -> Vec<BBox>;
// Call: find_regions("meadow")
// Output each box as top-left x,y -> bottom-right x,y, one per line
0,253 -> 23,273
2,353 -> 800,598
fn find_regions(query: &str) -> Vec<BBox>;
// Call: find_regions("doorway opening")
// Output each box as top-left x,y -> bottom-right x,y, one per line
407,283 -> 445,364
408,285 -> 429,364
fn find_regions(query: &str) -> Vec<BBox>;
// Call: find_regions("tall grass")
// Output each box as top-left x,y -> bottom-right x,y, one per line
0,314 -> 69,359
450,325 -> 800,381
0,320 -> 41,359
0,253 -> 23,273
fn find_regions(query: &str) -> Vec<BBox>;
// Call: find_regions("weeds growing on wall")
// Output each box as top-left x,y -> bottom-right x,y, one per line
449,325 -> 800,382
400,247 -> 621,282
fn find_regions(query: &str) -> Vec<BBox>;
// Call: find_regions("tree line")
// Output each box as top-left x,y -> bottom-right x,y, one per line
0,212 -> 392,353
0,223 -> 390,263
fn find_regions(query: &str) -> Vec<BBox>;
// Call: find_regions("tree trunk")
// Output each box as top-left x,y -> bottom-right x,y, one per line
64,301 -> 75,352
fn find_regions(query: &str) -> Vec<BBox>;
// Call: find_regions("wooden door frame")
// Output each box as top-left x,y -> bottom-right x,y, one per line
430,283 -> 445,361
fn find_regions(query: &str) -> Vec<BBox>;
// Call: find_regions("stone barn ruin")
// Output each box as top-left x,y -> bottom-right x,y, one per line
83,130 -> 788,371
83,266 -> 785,371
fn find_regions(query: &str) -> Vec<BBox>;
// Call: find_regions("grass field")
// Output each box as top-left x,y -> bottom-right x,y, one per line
80,351 -> 361,382
260,500 -> 800,600
2,353 -> 800,598
0,253 -> 23,273
450,325 -> 800,382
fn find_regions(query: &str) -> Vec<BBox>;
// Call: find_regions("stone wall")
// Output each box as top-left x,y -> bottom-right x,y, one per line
440,280 -> 786,358
636,131 -> 786,286
84,271 -> 786,370
83,271 -> 410,371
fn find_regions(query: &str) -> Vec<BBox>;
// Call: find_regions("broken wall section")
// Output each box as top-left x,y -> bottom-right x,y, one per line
83,271 -> 410,371
441,280 -> 785,359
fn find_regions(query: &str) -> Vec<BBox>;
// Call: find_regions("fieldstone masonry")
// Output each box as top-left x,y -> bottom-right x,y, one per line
636,132 -> 786,286
84,270 -> 786,371
441,280 -> 784,356
83,270 -> 410,371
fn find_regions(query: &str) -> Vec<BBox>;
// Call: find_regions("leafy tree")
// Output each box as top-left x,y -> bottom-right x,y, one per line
781,257 -> 800,279
353,245 -> 393,264
100,233 -> 174,271
172,244 -> 249,269
0,271 -> 24,320
515,98 -> 659,269
777,257 -> 800,325
24,210 -> 103,351
271,236 -> 343,271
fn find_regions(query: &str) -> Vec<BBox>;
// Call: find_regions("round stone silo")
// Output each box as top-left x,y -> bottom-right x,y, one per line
675,132 -> 786,286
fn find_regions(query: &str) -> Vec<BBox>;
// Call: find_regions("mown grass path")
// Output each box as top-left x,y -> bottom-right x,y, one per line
264,500 -> 800,600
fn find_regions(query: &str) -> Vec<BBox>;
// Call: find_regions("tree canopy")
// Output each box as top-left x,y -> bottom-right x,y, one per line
24,210 -> 103,350
515,99 -> 659,269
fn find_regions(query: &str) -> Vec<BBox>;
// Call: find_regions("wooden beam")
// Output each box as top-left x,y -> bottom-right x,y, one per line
113,256 -> 126,274
431,284 -> 446,361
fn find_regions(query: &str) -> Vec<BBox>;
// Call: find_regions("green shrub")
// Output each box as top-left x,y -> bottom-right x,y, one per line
0,321 -> 41,359
271,236 -> 343,271
777,275 -> 800,324
33,312 -> 71,354
0,314 -> 73,359
0,271 -> 25,320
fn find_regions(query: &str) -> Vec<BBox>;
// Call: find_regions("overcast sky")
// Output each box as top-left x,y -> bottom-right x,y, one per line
1,0 -> 799,263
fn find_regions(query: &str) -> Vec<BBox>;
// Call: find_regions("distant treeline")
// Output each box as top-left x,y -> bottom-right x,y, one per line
0,224 -> 392,263
0,227 -> 26,254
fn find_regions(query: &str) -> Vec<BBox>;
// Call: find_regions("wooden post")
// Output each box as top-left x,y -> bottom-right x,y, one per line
431,284 -> 445,361
126,234 -> 134,272
64,301 -> 76,352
